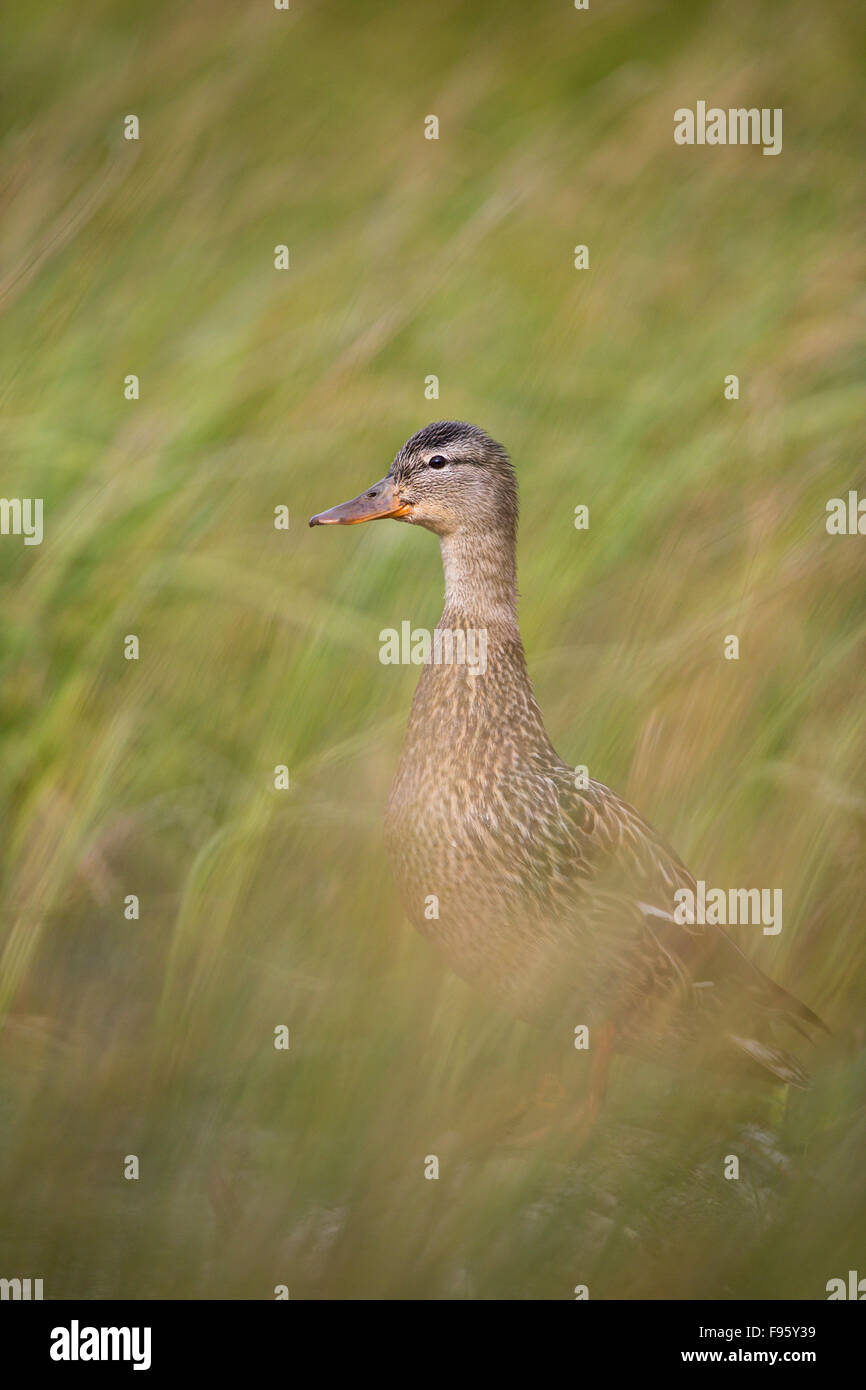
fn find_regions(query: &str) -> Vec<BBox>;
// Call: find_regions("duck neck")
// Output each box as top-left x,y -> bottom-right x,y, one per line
439,526 -> 519,632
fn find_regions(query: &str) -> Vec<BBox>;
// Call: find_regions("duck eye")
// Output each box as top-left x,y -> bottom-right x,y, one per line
428,455 -> 448,469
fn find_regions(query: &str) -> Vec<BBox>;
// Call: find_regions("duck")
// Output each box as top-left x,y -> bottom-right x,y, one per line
310,421 -> 826,1124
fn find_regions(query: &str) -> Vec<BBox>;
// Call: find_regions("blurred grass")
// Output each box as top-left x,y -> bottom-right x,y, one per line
1,0 -> 865,1298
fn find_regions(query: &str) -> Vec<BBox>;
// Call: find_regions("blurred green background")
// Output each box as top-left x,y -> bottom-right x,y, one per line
1,0 -> 864,1299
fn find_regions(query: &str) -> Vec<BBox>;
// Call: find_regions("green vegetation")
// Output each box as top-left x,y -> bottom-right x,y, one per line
1,0 -> 864,1298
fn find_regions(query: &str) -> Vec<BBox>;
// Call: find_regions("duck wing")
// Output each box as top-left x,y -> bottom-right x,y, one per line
550,774 -> 827,1084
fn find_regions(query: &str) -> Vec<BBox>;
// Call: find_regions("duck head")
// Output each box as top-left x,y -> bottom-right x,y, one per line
308,421 -> 518,540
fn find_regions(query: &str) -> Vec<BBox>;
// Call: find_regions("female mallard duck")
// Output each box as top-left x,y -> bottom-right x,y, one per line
310,421 -> 825,1113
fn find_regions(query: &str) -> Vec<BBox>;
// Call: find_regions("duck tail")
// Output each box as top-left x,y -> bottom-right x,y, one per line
774,985 -> 832,1039
727,1033 -> 811,1088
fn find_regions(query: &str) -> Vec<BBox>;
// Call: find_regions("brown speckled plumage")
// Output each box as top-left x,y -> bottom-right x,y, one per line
313,422 -> 826,1086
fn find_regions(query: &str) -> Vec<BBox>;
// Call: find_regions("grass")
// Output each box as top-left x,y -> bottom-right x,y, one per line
0,0 -> 864,1298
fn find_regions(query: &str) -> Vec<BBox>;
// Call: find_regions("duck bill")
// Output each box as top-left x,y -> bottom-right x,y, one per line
309,476 -> 410,527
